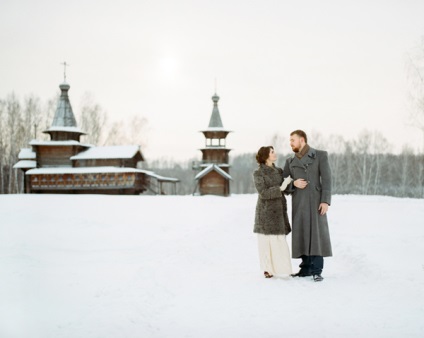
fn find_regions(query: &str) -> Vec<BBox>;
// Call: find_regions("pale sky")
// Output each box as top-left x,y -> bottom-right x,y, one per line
1,0 -> 424,161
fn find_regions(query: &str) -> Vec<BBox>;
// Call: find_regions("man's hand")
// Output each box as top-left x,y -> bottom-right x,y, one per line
293,179 -> 308,189
319,203 -> 329,215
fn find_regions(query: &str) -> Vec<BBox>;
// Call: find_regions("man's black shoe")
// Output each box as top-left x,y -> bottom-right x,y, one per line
291,272 -> 312,277
313,274 -> 324,282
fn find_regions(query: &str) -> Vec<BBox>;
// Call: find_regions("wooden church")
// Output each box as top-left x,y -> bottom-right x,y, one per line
14,81 -> 178,195
193,93 -> 232,196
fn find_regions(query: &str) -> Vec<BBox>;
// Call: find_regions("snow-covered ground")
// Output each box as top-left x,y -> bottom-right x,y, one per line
0,194 -> 423,338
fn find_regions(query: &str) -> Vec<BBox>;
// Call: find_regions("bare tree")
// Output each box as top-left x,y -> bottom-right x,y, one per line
326,135 -> 346,193
399,146 -> 414,197
406,38 -> 424,197
230,153 -> 257,194
103,120 -> 126,145
41,95 -> 58,140
406,36 -> 424,152
268,132 -> 286,152
5,93 -> 23,193
1,93 -> 54,193
78,93 -> 108,145
128,115 -> 149,147
353,130 -> 375,194
23,95 -> 42,141
309,130 -> 328,150
417,154 -> 424,198
0,99 -> 5,194
103,115 -> 148,147
370,131 -> 390,195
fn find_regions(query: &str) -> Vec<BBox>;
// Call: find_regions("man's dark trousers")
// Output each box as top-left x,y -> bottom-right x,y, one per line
299,255 -> 324,275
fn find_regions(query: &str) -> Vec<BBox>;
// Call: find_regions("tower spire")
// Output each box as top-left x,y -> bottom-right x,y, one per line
43,78 -> 85,141
208,93 -> 223,128
61,61 -> 70,82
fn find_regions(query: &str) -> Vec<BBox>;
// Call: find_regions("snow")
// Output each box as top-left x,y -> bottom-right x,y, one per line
144,171 -> 180,182
17,148 -> 36,160
13,160 -> 36,169
29,140 -> 92,147
25,166 -> 144,175
70,145 -> 141,160
200,127 -> 232,132
24,167 -> 178,182
43,126 -> 85,134
199,146 -> 232,150
199,163 -> 230,167
0,194 -> 423,338
195,164 -> 233,180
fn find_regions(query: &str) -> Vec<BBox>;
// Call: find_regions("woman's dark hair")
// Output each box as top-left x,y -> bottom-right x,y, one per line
256,146 -> 274,164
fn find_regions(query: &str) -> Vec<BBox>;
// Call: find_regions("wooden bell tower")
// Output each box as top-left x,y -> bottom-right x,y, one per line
194,93 -> 232,196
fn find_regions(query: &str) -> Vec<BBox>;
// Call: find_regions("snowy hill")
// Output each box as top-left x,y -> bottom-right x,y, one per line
1,194 -> 423,338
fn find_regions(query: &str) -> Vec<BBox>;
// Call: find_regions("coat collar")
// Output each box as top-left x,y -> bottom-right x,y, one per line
259,163 -> 278,172
289,147 -> 317,168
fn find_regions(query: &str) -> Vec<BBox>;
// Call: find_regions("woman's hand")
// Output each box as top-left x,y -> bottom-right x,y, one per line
280,175 -> 293,191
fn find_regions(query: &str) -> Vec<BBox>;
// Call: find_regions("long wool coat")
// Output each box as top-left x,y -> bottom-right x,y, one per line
253,164 -> 291,235
284,147 -> 333,258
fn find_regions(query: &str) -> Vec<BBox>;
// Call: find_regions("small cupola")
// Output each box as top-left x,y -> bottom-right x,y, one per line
43,82 -> 85,141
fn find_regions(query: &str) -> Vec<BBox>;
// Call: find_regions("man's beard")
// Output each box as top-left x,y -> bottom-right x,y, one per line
292,146 -> 300,153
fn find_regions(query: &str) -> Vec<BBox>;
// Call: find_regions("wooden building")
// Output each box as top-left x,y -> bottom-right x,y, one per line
194,93 -> 232,196
14,81 -> 178,195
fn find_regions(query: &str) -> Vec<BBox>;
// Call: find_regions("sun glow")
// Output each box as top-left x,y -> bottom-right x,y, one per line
158,57 -> 178,81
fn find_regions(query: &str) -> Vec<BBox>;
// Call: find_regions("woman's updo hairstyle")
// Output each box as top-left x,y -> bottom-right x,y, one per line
256,146 -> 274,164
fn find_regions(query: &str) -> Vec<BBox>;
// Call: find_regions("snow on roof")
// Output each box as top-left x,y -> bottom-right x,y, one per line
13,160 -> 37,169
199,163 -> 230,168
24,166 -> 179,182
29,140 -> 92,147
199,147 -> 233,150
143,170 -> 180,182
195,164 -> 232,180
44,126 -> 86,134
25,166 -> 179,182
18,148 -> 36,160
199,127 -> 232,132
70,145 -> 142,160
26,166 -> 144,175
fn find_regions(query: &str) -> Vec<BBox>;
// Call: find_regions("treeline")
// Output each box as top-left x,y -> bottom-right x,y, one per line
1,93 -> 423,197
0,94 -> 52,194
147,131 -> 424,198
147,151 -> 424,198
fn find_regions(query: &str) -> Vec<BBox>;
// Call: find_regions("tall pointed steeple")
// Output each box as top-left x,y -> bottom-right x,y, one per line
52,83 -> 77,127
44,82 -> 85,141
208,94 -> 223,128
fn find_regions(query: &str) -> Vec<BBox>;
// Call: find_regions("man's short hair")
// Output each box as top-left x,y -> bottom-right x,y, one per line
290,130 -> 308,143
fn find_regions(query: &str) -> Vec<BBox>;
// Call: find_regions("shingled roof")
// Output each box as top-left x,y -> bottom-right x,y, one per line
202,93 -> 231,133
44,82 -> 85,135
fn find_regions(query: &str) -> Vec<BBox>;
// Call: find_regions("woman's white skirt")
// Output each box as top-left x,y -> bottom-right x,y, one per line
257,234 -> 292,276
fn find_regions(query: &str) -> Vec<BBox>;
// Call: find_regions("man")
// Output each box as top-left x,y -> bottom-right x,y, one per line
283,130 -> 332,282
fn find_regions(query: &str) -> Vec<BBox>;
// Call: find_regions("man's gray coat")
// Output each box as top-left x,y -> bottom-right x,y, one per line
284,147 -> 333,258
253,164 -> 291,235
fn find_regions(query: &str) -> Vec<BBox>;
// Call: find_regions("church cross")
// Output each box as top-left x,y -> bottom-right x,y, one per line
61,61 -> 70,82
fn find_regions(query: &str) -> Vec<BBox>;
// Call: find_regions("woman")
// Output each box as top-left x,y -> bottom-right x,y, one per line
253,146 -> 293,278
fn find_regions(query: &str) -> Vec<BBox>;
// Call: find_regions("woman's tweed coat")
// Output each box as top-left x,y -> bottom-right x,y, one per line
253,164 -> 291,235
283,147 -> 333,258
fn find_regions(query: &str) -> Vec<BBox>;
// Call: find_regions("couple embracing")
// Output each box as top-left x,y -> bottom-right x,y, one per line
253,130 -> 332,282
